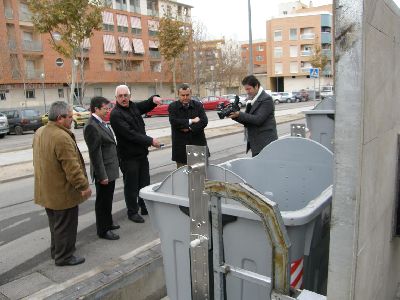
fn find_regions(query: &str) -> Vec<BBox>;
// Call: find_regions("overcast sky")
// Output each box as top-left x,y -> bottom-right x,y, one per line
181,0 -> 400,42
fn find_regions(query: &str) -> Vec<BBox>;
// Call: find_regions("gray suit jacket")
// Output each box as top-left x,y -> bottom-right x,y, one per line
83,116 -> 119,182
235,90 -> 278,155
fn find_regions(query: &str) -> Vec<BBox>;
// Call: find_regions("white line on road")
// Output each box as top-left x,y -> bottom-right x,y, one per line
1,217 -> 31,231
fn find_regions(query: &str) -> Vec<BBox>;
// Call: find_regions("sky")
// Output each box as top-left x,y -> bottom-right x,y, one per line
182,0 -> 400,42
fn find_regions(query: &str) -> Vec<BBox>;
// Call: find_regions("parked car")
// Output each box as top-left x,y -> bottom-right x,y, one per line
292,89 -> 310,102
42,105 -> 91,128
0,108 -> 42,135
200,96 -> 230,110
0,112 -> 9,138
222,94 -> 247,107
320,86 -> 334,99
278,92 -> 296,103
271,92 -> 282,104
145,98 -> 176,117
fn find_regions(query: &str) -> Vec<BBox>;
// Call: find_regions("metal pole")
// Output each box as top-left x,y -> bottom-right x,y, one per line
211,66 -> 215,96
41,73 -> 47,112
313,76 -> 316,106
248,0 -> 253,75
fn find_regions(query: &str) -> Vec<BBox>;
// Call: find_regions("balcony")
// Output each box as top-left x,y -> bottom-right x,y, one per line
115,3 -> 127,10
149,50 -> 160,59
25,69 -> 44,80
300,33 -> 315,40
321,32 -> 331,44
22,40 -> 43,52
130,5 -> 140,13
4,7 -> 13,19
301,67 -> 311,73
19,11 -> 32,22
321,49 -> 332,57
147,9 -> 158,17
300,50 -> 312,56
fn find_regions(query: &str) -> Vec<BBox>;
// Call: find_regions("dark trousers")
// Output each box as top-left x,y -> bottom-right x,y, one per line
120,158 -> 149,217
95,180 -> 116,236
45,206 -> 78,264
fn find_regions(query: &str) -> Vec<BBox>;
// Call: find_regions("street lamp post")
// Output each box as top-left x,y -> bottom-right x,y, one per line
210,65 -> 215,96
248,0 -> 253,75
40,73 -> 47,112
155,79 -> 158,94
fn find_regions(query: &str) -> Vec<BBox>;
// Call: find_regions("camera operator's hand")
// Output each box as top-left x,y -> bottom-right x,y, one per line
152,138 -> 162,148
191,117 -> 200,123
229,111 -> 240,119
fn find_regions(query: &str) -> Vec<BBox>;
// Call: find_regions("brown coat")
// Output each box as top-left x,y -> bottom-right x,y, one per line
33,122 -> 89,210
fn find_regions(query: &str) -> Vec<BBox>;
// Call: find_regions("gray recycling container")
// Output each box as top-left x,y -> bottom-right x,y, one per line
304,96 -> 335,151
140,137 -> 333,300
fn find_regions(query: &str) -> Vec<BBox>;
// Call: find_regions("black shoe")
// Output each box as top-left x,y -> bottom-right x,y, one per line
110,224 -> 120,230
99,230 -> 120,240
140,207 -> 148,215
55,255 -> 85,266
128,213 -> 145,223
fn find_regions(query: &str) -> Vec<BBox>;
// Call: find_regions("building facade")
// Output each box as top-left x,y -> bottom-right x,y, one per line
241,40 -> 268,88
266,3 -> 333,92
0,0 -> 192,110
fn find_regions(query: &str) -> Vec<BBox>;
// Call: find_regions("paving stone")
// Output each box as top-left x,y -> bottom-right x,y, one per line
0,272 -> 53,299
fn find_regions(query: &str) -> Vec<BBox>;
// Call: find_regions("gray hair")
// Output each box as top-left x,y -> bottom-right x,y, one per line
115,84 -> 130,96
48,101 -> 71,121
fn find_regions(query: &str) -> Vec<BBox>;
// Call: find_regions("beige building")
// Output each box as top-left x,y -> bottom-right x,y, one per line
267,3 -> 333,92
0,0 -> 192,110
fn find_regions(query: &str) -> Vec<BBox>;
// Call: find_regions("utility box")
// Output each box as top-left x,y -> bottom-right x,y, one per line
140,138 -> 333,300
304,96 -> 335,152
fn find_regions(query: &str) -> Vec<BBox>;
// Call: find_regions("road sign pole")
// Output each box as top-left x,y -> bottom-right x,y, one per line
313,76 -> 316,107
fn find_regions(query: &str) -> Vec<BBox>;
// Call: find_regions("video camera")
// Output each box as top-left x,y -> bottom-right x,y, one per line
217,95 -> 241,119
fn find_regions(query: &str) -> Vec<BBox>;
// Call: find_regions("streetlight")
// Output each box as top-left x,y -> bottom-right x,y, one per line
73,59 -> 80,104
210,65 -> 215,96
155,79 -> 158,94
40,73 -> 47,112
248,0 -> 253,75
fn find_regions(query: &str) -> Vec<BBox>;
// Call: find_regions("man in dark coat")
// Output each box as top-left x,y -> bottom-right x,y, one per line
168,84 -> 208,168
110,85 -> 162,223
229,75 -> 278,156
84,96 -> 120,240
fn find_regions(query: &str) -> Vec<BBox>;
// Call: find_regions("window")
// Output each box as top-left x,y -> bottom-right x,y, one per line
25,89 -> 35,98
256,45 -> 264,51
131,16 -> 142,35
148,20 -> 159,36
290,46 -> 298,57
103,24 -> 114,31
290,62 -> 298,73
274,63 -> 282,74
289,28 -> 297,40
104,61 -> 113,71
256,55 -> 263,62
102,11 -> 114,32
117,14 -> 128,33
94,88 -> 103,96
0,91 -> 6,100
274,30 -> 282,41
58,89 -> 64,98
274,47 -> 283,58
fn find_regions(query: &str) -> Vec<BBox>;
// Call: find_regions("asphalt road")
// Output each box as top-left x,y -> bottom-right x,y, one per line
0,101 -> 312,153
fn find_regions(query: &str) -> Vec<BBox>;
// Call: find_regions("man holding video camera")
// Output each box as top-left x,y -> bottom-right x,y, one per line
229,75 -> 278,157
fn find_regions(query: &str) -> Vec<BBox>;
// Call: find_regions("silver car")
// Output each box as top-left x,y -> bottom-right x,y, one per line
0,112 -> 9,138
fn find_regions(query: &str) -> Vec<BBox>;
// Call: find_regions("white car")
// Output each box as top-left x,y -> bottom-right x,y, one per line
0,112 -> 9,138
222,94 -> 247,107
270,92 -> 282,104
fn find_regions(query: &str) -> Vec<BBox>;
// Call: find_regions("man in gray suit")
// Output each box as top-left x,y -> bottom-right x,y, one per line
84,97 -> 120,240
229,75 -> 278,156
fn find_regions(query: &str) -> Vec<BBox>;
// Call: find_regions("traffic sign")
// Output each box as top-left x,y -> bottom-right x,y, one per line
309,68 -> 319,78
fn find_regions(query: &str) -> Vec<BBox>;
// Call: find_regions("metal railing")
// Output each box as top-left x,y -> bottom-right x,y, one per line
301,67 -> 312,73
322,49 -> 332,57
300,33 -> 315,40
25,70 -> 44,80
147,9 -> 158,16
22,40 -> 43,52
19,11 -> 32,22
300,50 -> 312,56
8,40 -> 17,51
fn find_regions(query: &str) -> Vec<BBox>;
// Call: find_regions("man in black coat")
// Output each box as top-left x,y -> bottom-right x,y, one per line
110,85 -> 162,223
168,84 -> 208,168
229,75 -> 278,156
84,96 -> 120,240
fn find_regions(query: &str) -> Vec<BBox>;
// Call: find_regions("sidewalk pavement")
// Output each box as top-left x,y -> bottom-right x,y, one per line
0,106 -> 311,300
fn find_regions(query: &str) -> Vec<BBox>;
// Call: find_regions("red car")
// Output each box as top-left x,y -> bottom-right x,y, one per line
145,98 -> 176,117
200,96 -> 230,110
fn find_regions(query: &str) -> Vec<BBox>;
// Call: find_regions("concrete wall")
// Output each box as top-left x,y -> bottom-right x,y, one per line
328,0 -> 400,299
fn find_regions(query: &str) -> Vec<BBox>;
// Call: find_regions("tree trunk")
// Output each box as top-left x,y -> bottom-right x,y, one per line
172,58 -> 176,95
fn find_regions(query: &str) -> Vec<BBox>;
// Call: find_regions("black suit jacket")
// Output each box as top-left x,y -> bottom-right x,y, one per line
168,100 -> 208,163
83,116 -> 119,182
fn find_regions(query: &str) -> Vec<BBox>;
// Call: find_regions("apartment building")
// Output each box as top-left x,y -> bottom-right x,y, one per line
241,40 -> 267,87
267,3 -> 333,92
0,0 -> 192,110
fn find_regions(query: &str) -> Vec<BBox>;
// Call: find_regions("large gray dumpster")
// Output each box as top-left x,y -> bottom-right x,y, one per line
304,96 -> 335,151
140,137 -> 333,300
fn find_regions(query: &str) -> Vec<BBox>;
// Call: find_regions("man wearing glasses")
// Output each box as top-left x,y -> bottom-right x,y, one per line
84,97 -> 120,241
110,85 -> 162,223
33,101 -> 92,266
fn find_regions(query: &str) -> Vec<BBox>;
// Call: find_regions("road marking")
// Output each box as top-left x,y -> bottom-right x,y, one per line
1,217 -> 31,232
